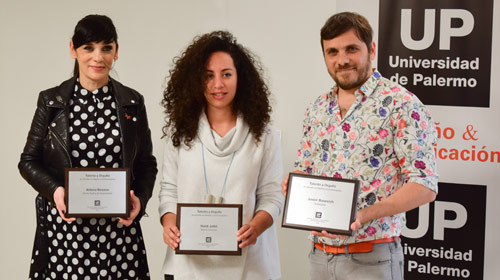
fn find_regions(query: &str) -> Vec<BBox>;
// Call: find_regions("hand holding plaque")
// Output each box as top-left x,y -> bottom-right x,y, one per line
282,173 -> 360,235
118,190 -> 141,226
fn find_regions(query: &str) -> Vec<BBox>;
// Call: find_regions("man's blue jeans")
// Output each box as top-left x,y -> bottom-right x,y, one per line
309,239 -> 404,280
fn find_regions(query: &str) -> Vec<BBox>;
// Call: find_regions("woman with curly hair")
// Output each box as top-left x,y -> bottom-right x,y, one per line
159,31 -> 283,280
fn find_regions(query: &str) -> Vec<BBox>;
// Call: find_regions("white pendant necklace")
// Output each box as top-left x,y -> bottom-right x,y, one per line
201,143 -> 236,204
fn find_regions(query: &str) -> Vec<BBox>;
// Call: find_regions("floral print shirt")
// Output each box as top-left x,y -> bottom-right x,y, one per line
294,70 -> 438,245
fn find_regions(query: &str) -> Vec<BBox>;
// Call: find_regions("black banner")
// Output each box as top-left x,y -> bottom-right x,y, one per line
378,0 -> 493,107
403,182 -> 486,279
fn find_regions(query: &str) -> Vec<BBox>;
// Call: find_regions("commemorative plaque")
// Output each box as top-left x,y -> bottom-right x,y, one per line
282,173 -> 360,235
176,203 -> 242,255
65,168 -> 130,218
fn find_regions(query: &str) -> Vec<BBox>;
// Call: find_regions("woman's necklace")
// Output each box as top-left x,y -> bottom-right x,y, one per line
201,143 -> 236,204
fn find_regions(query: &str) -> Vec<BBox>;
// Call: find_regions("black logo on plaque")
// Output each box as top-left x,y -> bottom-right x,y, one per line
378,0 -> 493,107
315,212 -> 322,219
206,237 -> 212,243
94,200 -> 100,206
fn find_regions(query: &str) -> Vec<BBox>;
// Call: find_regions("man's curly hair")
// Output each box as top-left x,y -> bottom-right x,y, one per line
162,31 -> 272,147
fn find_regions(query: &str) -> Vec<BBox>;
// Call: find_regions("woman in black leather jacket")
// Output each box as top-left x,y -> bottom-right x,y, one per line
18,15 -> 157,279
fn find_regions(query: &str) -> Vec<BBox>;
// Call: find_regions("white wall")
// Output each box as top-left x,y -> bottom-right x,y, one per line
0,1 -> 338,279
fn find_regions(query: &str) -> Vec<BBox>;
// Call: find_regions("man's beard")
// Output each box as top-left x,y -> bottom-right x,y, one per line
331,60 -> 371,90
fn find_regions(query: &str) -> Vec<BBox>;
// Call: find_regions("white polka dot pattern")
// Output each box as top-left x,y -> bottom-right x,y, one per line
29,201 -> 149,279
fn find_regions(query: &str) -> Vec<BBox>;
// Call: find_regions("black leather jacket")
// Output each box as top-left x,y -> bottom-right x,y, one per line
19,77 -> 157,219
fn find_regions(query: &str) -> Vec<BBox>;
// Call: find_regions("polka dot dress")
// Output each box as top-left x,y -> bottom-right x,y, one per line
28,81 -> 150,280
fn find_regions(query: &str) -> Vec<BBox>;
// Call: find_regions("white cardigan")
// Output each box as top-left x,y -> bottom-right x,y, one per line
159,114 -> 284,280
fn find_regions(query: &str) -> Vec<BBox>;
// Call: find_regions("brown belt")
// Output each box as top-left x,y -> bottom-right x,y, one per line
314,237 -> 398,254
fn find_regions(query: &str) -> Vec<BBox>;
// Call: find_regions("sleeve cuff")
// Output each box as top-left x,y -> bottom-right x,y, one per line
159,202 -> 177,219
256,203 -> 281,223
407,176 -> 439,194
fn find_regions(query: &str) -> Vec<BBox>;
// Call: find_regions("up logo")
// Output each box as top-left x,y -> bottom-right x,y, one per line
403,200 -> 467,241
400,9 -> 474,51
378,0 -> 493,108
401,182 -> 486,279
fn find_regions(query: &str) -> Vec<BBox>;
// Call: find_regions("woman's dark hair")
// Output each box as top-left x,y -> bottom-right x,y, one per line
320,12 -> 373,52
71,15 -> 118,76
162,30 -> 272,147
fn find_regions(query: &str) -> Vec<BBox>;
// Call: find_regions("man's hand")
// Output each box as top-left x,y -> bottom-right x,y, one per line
311,209 -> 364,239
281,170 -> 307,196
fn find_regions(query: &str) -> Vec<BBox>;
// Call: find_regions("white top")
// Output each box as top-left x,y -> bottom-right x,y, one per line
159,113 -> 284,280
